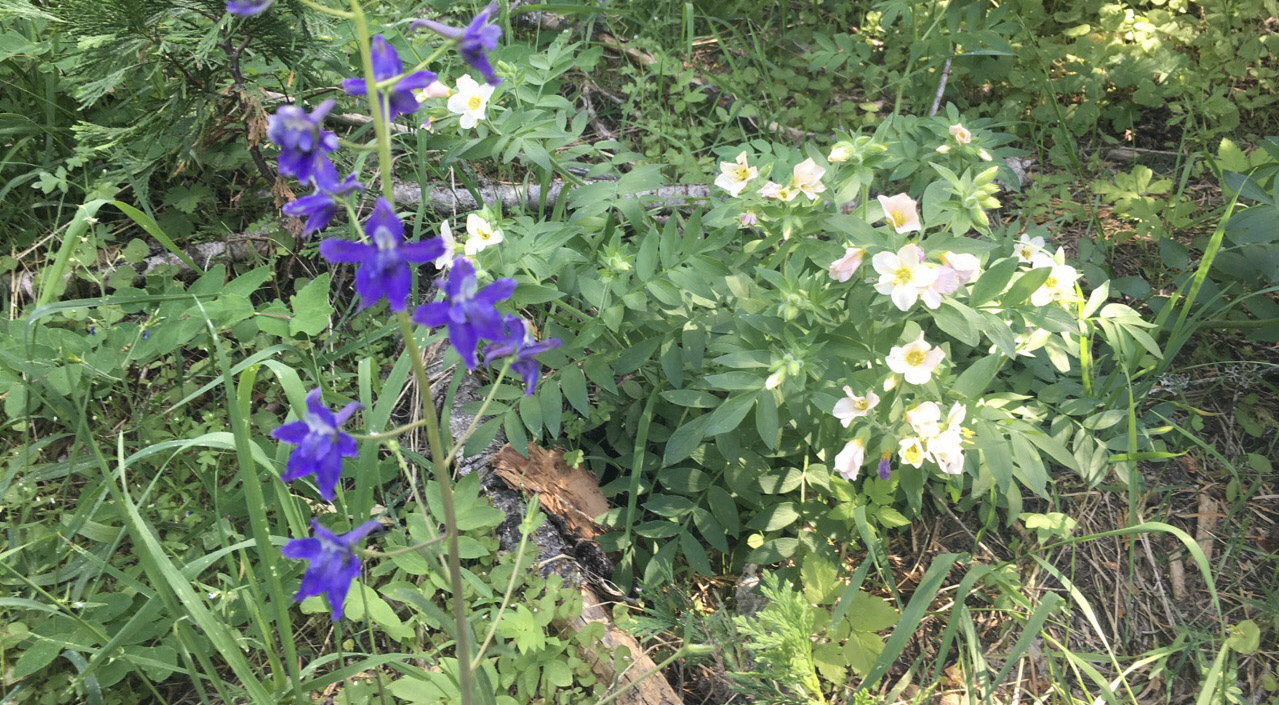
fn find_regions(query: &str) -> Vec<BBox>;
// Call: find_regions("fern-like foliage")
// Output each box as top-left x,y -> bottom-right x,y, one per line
730,573 -> 827,705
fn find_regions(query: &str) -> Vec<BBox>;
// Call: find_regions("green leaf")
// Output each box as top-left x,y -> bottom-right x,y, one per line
707,486 -> 741,535
843,631 -> 885,676
801,555 -> 840,605
289,274 -> 334,337
560,366 -> 590,415
1227,620 -> 1261,654
755,389 -> 779,448
933,299 -> 981,347
951,354 -> 1002,400
663,414 -> 711,466
846,593 -> 899,633
1002,267 -> 1052,308
704,393 -> 756,436
13,639 -> 61,680
967,257 -> 1018,307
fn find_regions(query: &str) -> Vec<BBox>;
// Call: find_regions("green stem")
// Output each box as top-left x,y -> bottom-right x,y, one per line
446,366 -> 508,460
349,416 -> 434,440
590,648 -> 690,705
379,43 -> 455,89
363,534 -> 446,558
469,497 -> 535,670
394,312 -> 473,705
350,0 -> 395,200
295,0 -> 353,18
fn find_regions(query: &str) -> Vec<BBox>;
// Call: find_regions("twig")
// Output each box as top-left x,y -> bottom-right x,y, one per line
929,58 -> 952,117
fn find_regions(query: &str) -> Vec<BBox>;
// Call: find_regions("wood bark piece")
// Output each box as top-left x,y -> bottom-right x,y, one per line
572,585 -> 684,705
491,442 -> 609,539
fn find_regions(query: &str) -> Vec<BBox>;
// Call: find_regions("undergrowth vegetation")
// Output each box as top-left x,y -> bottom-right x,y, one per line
1,1 -> 1277,704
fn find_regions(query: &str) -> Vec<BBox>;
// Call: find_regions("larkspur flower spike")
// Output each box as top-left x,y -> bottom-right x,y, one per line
267,100 -> 340,184
319,197 -> 445,312
282,520 -> 380,620
411,258 -> 515,370
342,36 -> 437,122
412,4 -> 503,85
483,316 -> 561,395
272,388 -> 361,501
226,0 -> 273,16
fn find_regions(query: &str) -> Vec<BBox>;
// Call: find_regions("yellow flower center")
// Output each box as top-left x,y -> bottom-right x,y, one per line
731,165 -> 752,181
467,95 -> 484,111
905,350 -> 926,367
893,267 -> 913,286
890,210 -> 906,228
1044,276 -> 1059,290
903,444 -> 923,464
854,399 -> 869,411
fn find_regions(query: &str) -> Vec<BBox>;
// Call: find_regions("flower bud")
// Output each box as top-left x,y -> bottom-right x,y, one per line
978,149 -> 993,162
935,144 -> 951,154
828,143 -> 853,163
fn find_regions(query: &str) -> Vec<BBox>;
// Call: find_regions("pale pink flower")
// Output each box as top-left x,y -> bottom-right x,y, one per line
927,430 -> 966,475
789,158 -> 827,200
873,244 -> 937,311
949,124 -> 972,145
920,265 -> 960,310
834,439 -> 866,480
828,247 -> 866,282
877,193 -> 922,234
739,210 -> 758,227
940,252 -> 980,284
758,181 -> 797,202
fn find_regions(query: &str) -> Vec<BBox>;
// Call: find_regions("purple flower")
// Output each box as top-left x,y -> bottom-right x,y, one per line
412,4 -> 503,85
411,258 -> 515,370
319,197 -> 445,312
226,0 -> 273,16
484,316 -> 561,395
342,36 -> 437,121
267,100 -> 339,184
281,520 -> 380,620
281,159 -> 364,234
877,453 -> 892,481
272,388 -> 361,501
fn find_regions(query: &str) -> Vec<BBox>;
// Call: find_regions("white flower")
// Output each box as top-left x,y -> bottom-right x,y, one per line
926,429 -> 966,475
949,124 -> 972,145
828,143 -> 852,163
920,265 -> 960,310
463,213 -> 503,255
789,158 -> 827,200
940,252 -> 980,284
828,246 -> 866,282
834,439 -> 866,480
877,193 -> 922,234
899,437 -> 928,468
1030,263 -> 1080,307
447,75 -> 495,129
758,181 -> 798,202
435,220 -> 457,269
1014,234 -> 1046,264
989,327 -> 1052,358
886,333 -> 945,385
873,244 -> 937,311
714,151 -> 758,197
833,386 -> 879,427
905,401 -> 943,438
944,402 -> 967,431
765,370 -> 786,389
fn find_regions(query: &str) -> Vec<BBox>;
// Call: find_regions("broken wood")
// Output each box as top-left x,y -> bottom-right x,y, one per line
491,442 -> 609,539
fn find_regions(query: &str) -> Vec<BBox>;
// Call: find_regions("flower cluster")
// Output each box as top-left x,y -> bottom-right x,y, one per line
238,1 -> 558,620
898,401 -> 970,475
936,122 -> 993,162
1014,234 -> 1082,308
870,243 -> 979,312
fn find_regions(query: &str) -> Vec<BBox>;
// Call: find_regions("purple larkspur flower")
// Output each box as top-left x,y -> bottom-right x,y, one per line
226,0 -> 273,16
877,453 -> 892,480
484,316 -> 560,395
272,388 -> 361,501
281,159 -> 364,234
412,4 -> 503,85
281,519 -> 380,620
411,258 -> 515,370
342,36 -> 437,121
267,100 -> 339,184
319,197 -> 445,312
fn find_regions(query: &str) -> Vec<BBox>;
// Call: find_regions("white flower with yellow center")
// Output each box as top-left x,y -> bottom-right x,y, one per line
873,244 -> 937,311
714,151 -> 758,197
834,439 -> 866,480
828,246 -> 866,282
886,333 -> 945,385
877,193 -> 922,234
920,265 -> 960,310
833,386 -> 879,427
758,181 -> 798,202
905,401 -> 942,438
789,158 -> 826,200
1014,234 -> 1046,264
435,220 -> 458,269
926,430 -> 965,475
463,213 -> 503,256
1030,263 -> 1080,307
949,124 -> 972,145
899,437 -> 928,468
447,75 -> 495,129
